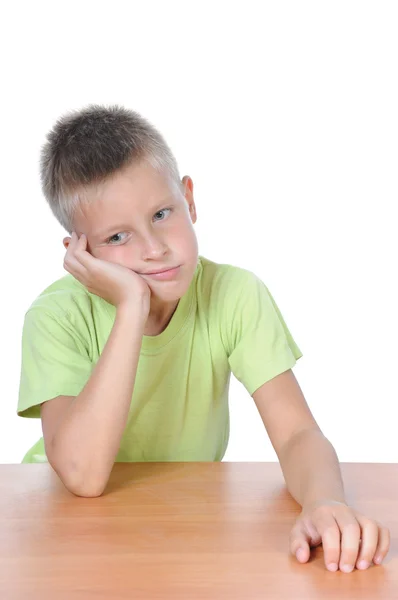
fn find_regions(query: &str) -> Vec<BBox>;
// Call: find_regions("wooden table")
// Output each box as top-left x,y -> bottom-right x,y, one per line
0,462 -> 396,599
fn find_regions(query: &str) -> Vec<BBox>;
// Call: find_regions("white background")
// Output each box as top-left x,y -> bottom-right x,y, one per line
1,1 -> 396,464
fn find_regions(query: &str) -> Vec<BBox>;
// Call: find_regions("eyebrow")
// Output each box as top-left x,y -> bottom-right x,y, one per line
92,197 -> 175,239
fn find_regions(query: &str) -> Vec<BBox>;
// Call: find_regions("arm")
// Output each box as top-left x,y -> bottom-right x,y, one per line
252,369 -> 390,571
41,304 -> 146,498
278,428 -> 345,508
252,369 -> 345,508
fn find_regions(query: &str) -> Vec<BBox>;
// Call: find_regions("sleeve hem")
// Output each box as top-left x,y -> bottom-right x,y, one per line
17,386 -> 82,419
246,348 -> 303,396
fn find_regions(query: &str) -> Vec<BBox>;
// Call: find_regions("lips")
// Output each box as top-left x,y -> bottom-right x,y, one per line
142,266 -> 181,280
142,266 -> 179,275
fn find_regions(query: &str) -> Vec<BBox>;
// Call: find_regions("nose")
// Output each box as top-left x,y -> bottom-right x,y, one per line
139,231 -> 169,260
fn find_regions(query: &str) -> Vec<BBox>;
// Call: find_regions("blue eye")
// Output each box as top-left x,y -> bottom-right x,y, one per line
106,207 -> 172,245
154,208 -> 172,221
108,232 -> 127,245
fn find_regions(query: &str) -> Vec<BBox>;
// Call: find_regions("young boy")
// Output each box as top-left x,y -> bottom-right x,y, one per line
17,104 -> 389,573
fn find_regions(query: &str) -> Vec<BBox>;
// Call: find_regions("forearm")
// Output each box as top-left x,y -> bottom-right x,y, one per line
278,428 -> 346,509
51,305 -> 146,496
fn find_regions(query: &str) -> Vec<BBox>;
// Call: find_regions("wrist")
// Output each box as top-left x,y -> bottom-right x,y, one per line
116,301 -> 148,323
303,496 -> 347,512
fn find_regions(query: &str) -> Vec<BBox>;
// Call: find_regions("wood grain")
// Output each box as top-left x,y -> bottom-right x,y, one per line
0,462 -> 396,599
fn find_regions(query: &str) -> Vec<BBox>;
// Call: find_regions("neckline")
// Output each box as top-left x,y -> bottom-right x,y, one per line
103,258 -> 202,354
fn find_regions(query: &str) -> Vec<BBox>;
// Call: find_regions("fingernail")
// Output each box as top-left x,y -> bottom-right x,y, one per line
341,564 -> 353,573
358,560 -> 369,570
296,548 -> 306,561
328,563 -> 338,572
374,556 -> 382,564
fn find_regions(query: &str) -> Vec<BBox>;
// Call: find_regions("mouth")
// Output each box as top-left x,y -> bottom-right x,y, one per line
142,266 -> 179,275
141,265 -> 181,280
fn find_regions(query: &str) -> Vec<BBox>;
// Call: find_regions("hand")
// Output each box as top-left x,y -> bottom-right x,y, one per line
289,499 -> 390,573
63,232 -> 151,315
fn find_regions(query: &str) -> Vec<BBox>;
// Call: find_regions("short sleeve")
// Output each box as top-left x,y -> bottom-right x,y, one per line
225,270 -> 303,395
17,308 -> 94,418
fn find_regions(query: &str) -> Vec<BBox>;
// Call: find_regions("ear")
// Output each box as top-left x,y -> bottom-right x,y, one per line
182,175 -> 194,196
181,176 -> 197,224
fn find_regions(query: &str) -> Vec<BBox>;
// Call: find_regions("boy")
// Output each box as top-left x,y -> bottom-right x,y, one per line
17,104 -> 389,573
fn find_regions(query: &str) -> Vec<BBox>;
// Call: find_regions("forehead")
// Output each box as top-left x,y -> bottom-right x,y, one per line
74,162 -> 180,236
90,161 -> 177,204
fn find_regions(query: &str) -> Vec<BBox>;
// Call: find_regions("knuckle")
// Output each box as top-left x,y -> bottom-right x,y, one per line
324,525 -> 338,536
314,503 -> 328,514
381,526 -> 390,535
344,522 -> 361,534
369,521 -> 380,534
362,521 -> 378,538
322,520 -> 339,534
317,505 -> 335,519
381,527 -> 391,544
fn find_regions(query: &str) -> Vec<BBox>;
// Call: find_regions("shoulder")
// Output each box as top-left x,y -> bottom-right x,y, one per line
24,273 -> 108,321
21,274 -> 110,357
197,255 -> 266,301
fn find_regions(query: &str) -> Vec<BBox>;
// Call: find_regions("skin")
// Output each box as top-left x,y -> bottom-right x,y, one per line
63,160 -> 199,335
61,161 -> 391,570
253,370 -> 391,572
290,498 -> 390,572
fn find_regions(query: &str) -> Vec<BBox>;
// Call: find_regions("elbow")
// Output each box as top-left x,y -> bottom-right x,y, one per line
46,439 -> 110,498
63,465 -> 108,497
61,475 -> 106,498
63,477 -> 106,498
49,456 -> 107,498
69,485 -> 105,498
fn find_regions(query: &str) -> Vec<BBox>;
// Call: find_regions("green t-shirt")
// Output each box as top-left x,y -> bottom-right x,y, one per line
17,255 -> 303,463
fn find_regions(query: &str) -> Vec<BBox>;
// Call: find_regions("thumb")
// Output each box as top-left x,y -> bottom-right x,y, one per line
290,523 -> 311,563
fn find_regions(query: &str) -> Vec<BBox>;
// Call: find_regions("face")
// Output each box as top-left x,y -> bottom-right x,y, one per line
63,160 -> 198,324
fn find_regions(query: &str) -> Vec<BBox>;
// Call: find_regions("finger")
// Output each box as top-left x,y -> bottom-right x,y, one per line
64,234 -> 89,277
69,231 -> 78,248
65,232 -> 79,257
354,515 -> 379,570
75,233 -> 87,253
66,233 -> 89,266
68,231 -> 85,251
73,234 -> 97,269
334,513 -> 361,573
373,525 -> 390,565
311,511 -> 341,571
63,253 -> 88,279
78,232 -> 87,248
289,522 -> 311,563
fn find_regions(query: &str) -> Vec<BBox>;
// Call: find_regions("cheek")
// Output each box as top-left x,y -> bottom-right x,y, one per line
96,247 -> 131,266
176,231 -> 199,267
173,220 -> 196,244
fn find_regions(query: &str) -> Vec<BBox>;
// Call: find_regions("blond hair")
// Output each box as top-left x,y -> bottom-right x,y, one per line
40,104 -> 182,233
